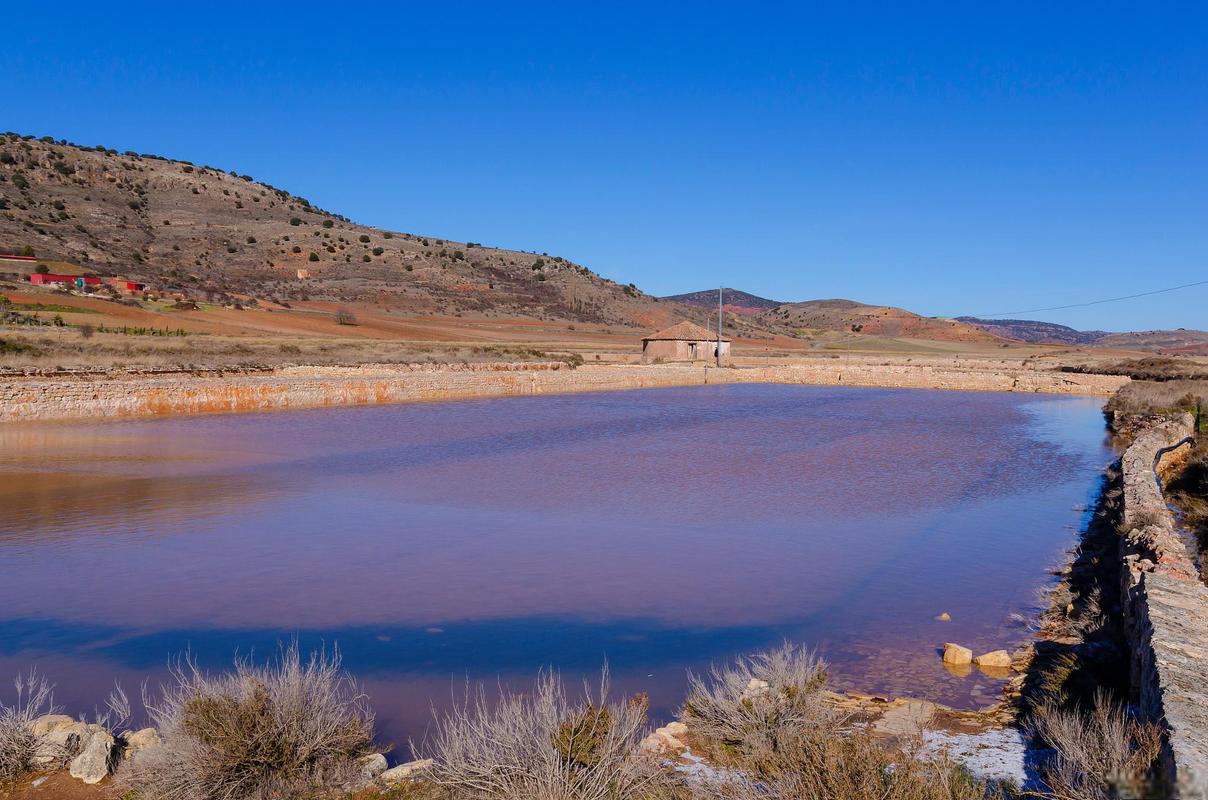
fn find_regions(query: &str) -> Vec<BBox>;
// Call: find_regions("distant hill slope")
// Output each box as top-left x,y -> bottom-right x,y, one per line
759,299 -> 1002,344
662,288 -> 783,316
959,316 -> 1208,354
956,317 -> 1107,345
1095,329 -> 1208,355
0,133 -> 694,329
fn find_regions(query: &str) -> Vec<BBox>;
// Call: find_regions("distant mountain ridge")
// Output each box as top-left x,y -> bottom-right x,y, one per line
958,316 -> 1208,354
955,317 -> 1108,345
661,288 -> 783,316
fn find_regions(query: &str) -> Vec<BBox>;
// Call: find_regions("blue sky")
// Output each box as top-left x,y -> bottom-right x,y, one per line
4,2 -> 1206,330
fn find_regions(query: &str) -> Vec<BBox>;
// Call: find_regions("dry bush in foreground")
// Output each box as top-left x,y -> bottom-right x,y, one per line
0,671 -> 62,786
701,728 -> 993,800
418,669 -> 682,800
680,642 -> 828,767
120,644 -> 376,800
681,645 -> 994,800
1028,690 -> 1162,800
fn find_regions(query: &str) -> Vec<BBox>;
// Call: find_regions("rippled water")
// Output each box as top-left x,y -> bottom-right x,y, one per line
0,384 -> 1110,750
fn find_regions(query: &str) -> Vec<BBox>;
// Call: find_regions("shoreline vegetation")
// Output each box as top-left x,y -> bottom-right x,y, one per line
2,378 -> 1206,799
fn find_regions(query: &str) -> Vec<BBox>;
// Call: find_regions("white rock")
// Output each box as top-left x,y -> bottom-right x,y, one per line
359,753 -> 388,781
32,722 -> 87,766
639,731 -> 684,754
662,721 -> 689,738
69,725 -> 116,785
379,758 -> 434,784
640,733 -> 664,753
740,678 -> 771,702
121,727 -> 162,760
29,714 -> 76,737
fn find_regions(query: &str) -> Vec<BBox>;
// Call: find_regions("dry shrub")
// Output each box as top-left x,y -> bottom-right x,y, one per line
702,728 -> 992,800
120,644 -> 376,800
0,671 -> 62,786
680,642 -> 828,766
1106,380 -> 1208,427
418,668 -> 681,800
1028,690 -> 1162,799
1167,440 -> 1208,560
1068,358 -> 1208,382
683,645 -> 993,800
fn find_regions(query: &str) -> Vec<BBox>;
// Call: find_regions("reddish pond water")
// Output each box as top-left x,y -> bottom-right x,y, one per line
0,385 -> 1110,752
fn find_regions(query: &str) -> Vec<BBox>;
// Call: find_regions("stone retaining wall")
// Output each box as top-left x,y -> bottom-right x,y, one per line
1118,414 -> 1208,796
0,360 -> 1129,422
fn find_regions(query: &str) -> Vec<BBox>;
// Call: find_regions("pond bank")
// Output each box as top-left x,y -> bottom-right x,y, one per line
0,357 -> 1128,422
1117,413 -> 1208,794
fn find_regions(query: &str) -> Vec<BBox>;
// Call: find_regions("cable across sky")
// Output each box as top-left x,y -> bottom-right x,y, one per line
973,278 -> 1208,319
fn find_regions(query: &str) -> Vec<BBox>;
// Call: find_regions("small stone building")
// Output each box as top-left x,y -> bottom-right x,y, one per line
641,320 -> 731,365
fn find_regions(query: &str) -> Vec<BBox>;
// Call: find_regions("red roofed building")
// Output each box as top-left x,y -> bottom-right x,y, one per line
641,320 -> 731,365
29,273 -> 76,286
107,278 -> 146,293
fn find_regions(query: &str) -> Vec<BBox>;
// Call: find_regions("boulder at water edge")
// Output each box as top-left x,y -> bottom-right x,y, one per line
942,643 -> 973,665
973,650 -> 1012,669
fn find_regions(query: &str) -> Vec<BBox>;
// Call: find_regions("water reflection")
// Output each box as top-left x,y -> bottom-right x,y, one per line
0,385 -> 1110,747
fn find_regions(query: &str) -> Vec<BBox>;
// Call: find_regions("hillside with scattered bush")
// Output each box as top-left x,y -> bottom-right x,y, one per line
0,133 -> 696,330
758,299 -> 1003,344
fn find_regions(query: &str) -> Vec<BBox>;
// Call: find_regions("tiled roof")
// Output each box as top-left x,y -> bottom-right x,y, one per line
643,320 -> 730,342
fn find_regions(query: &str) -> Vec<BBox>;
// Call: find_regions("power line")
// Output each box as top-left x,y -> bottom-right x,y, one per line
973,278 -> 1208,318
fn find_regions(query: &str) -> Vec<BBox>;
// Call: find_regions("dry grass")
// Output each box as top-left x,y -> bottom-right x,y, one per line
1065,357 -> 1208,382
0,672 -> 62,787
680,645 -> 994,800
700,728 -> 995,800
1105,379 -> 1207,432
1166,440 -> 1208,579
0,328 -> 581,372
119,644 -> 376,800
1027,691 -> 1162,800
679,642 -> 828,768
417,669 -> 682,800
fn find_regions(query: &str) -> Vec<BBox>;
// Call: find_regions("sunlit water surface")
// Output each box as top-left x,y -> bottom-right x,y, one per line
0,385 -> 1110,752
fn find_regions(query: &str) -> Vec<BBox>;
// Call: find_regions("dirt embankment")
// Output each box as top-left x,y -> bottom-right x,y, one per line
0,357 -> 1128,423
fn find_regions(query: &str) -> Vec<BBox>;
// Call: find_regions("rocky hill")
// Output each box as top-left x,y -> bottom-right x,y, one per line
759,299 -> 1002,344
0,133 -> 697,330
